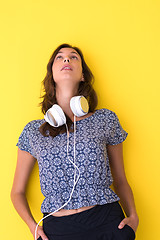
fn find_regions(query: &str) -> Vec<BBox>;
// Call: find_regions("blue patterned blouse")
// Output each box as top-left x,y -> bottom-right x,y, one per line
16,108 -> 128,213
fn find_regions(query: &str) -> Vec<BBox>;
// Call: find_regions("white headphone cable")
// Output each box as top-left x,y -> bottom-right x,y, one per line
34,122 -> 80,240
73,115 -> 80,184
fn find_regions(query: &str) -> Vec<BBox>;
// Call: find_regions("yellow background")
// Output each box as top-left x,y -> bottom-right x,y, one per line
0,0 -> 160,239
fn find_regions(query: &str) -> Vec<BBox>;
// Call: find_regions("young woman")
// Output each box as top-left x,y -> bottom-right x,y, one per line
11,43 -> 139,240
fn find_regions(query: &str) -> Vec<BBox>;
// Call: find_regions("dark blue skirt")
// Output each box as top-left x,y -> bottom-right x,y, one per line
38,201 -> 135,240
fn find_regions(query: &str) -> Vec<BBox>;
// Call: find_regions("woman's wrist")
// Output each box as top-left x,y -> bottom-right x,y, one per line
129,212 -> 139,220
129,213 -> 139,230
28,220 -> 37,236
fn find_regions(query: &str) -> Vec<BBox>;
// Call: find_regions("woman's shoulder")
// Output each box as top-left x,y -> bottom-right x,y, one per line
95,108 -> 120,123
96,108 -> 116,116
21,119 -> 45,132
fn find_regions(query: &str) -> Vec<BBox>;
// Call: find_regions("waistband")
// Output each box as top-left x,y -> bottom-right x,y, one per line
43,201 -> 121,224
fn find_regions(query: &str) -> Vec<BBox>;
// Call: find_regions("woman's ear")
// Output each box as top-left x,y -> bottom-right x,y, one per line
81,73 -> 85,81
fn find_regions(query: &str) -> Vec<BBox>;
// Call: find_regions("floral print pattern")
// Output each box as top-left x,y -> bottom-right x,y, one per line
16,108 -> 128,213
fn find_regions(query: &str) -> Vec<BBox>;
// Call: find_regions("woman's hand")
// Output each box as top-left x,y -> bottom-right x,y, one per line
118,214 -> 139,233
30,224 -> 49,240
36,226 -> 48,240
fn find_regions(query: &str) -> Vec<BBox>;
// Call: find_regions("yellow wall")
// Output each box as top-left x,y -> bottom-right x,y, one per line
0,0 -> 160,239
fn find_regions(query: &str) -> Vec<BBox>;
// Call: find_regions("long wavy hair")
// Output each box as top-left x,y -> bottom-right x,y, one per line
39,43 -> 98,137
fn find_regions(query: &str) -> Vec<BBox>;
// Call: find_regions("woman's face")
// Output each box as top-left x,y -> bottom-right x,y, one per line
52,48 -> 84,86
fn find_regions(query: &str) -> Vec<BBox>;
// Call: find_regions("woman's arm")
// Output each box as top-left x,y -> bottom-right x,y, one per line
10,148 -> 48,240
107,143 -> 139,232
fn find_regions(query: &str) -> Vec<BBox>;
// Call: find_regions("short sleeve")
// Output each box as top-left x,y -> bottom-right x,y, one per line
16,122 -> 37,158
105,110 -> 128,145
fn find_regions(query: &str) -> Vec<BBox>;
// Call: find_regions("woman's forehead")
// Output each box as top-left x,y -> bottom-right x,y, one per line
57,48 -> 79,55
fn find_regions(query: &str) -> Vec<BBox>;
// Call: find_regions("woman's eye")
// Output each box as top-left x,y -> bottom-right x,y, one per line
71,56 -> 78,59
56,55 -> 62,59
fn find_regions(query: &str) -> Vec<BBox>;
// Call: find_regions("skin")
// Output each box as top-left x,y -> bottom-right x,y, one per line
52,48 -> 85,121
11,48 -> 139,240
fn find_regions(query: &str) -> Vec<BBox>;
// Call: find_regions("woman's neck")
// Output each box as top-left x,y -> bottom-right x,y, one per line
56,88 -> 78,121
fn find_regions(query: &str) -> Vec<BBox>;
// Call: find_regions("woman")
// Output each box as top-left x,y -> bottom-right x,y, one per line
11,43 -> 139,240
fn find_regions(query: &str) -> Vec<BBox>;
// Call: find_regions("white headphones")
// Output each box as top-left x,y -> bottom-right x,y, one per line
44,95 -> 89,126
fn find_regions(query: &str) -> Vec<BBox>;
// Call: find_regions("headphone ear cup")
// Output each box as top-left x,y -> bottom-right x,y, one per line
44,104 -> 66,127
70,96 -> 89,117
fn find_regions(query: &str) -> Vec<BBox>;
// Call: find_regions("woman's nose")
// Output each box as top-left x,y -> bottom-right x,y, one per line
63,57 -> 70,63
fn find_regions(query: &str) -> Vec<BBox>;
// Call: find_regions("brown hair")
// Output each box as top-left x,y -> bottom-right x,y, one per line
39,43 -> 98,137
